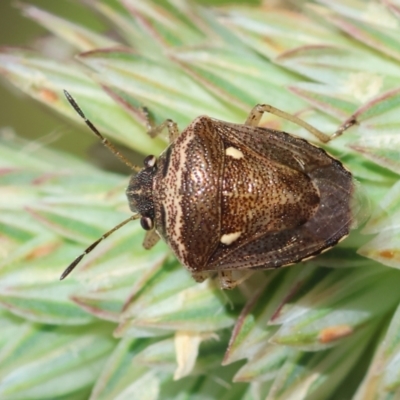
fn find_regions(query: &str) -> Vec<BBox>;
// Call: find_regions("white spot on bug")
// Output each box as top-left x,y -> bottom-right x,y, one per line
220,231 -> 241,245
225,147 -> 244,159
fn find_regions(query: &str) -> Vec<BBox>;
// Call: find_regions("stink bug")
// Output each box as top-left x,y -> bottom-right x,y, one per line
61,90 -> 359,289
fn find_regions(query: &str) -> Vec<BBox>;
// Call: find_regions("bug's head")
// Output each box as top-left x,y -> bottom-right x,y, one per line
126,155 -> 157,231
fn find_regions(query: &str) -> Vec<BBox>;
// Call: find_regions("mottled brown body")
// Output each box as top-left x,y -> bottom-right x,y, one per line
62,90 -> 356,288
128,115 -> 353,278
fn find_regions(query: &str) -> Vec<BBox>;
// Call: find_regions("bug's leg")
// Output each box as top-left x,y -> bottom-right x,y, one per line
142,107 -> 180,143
217,270 -> 254,290
245,104 -> 357,143
218,271 -> 236,290
191,271 -> 211,283
142,230 -> 160,250
330,116 -> 358,140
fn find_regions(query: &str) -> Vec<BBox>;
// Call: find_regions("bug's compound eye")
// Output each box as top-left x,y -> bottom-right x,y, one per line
140,216 -> 154,231
144,155 -> 156,168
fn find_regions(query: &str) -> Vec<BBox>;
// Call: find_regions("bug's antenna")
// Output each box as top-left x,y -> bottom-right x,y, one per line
63,90 -> 141,172
60,214 -> 140,280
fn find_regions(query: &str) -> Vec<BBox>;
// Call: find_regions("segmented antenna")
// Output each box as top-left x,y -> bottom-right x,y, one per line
61,90 -> 143,279
63,90 -> 140,172
60,214 -> 140,280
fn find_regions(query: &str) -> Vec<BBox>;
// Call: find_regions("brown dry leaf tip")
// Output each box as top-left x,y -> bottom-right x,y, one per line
39,88 -> 58,102
318,325 -> 354,344
379,250 -> 397,260
26,242 -> 61,260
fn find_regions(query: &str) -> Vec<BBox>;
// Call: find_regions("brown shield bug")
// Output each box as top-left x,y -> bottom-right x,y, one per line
61,90 -> 359,289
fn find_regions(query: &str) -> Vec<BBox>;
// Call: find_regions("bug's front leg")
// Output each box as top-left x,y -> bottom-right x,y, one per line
142,230 -> 160,250
191,271 -> 211,283
217,270 -> 254,290
245,104 -> 357,143
141,107 -> 180,143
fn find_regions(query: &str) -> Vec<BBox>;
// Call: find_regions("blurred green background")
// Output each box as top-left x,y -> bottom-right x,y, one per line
0,0 -> 103,159
0,0 -> 264,161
